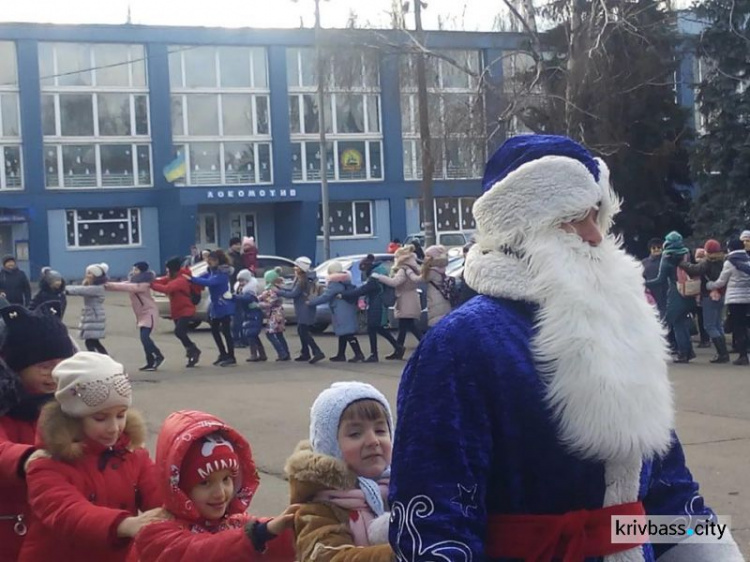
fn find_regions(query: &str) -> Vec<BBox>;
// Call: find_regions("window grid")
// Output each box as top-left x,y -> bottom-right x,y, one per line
288,48 -> 383,183
419,197 -> 477,232
400,50 -> 485,181
317,200 -> 374,239
40,43 -> 151,190
0,41 -> 22,190
170,46 -> 273,186
66,208 -> 142,249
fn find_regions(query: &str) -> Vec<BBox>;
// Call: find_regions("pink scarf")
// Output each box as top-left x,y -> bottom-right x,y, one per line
313,480 -> 389,546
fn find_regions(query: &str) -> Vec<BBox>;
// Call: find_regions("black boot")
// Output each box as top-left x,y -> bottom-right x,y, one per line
186,347 -> 201,368
329,337 -> 348,362
673,354 -> 690,364
733,354 -> 749,366
364,354 -> 379,363
348,339 -> 366,363
710,337 -> 730,364
385,346 -> 405,360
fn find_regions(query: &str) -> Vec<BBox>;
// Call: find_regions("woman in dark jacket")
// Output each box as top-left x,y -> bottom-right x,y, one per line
646,231 -> 696,363
341,256 -> 402,363
188,250 -> 236,367
679,239 -> 728,363
275,257 -> 325,364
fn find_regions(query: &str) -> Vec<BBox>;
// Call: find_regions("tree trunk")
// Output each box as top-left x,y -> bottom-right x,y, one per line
415,0 -> 436,248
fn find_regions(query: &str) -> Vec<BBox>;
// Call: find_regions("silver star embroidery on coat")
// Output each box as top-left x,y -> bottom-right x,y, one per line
450,483 -> 478,517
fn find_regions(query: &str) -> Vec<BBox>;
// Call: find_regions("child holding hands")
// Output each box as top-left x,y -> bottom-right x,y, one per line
285,381 -> 394,561
132,410 -> 297,562
19,352 -> 164,562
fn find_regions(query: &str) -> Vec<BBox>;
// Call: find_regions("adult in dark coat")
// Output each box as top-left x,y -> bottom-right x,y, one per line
341,255 -> 402,362
0,256 -> 31,306
226,237 -> 244,287
642,237 -> 666,320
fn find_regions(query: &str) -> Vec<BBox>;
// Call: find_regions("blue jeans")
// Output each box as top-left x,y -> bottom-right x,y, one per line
139,327 -> 162,364
266,332 -> 290,360
671,313 -> 693,357
701,296 -> 725,339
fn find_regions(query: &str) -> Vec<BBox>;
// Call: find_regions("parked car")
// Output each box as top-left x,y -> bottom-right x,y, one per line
153,255 -> 298,329
403,231 -> 474,258
313,254 -> 428,332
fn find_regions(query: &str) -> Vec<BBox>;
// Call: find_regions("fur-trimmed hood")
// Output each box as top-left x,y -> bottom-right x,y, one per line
37,401 -> 146,462
285,440 -> 358,504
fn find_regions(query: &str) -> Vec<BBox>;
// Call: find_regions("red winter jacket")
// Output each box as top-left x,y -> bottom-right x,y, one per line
19,404 -> 161,562
131,410 -> 296,562
150,270 -> 195,320
0,414 -> 37,561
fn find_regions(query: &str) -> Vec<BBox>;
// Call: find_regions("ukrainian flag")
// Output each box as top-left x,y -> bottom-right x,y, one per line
163,153 -> 186,182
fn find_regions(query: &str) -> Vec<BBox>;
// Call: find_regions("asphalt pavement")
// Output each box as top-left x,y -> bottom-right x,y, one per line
61,291 -> 750,555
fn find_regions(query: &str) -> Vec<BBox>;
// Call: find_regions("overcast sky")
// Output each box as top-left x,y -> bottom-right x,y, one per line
0,0 -> 504,31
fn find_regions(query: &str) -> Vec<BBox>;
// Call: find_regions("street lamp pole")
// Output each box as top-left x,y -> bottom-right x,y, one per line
314,0 -> 331,261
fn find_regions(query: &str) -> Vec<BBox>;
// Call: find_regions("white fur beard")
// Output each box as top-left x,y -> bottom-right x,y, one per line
526,232 -> 674,463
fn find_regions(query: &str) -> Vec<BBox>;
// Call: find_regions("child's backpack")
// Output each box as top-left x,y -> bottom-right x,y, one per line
430,275 -> 460,308
190,283 -> 203,305
380,283 -> 397,308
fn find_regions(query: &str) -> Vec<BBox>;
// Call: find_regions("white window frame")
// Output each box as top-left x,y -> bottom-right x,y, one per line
400,50 -> 485,181
170,46 -> 273,186
0,41 -> 22,190
66,207 -> 142,250
40,43 -> 152,190
419,196 -> 477,232
288,48 -> 383,183
229,212 -> 258,243
317,200 -> 375,239
196,212 -> 219,248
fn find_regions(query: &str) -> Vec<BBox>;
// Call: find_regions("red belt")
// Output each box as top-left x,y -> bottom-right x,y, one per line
486,501 -> 646,562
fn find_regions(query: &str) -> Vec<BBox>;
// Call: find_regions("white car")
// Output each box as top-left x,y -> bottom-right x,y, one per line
403,231 -> 474,258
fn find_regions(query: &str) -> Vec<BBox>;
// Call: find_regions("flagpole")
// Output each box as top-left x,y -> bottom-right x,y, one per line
315,0 -> 331,262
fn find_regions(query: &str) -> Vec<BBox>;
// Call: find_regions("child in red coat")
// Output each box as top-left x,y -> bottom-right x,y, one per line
0,303 -> 76,561
132,410 -> 298,562
19,352 -> 164,562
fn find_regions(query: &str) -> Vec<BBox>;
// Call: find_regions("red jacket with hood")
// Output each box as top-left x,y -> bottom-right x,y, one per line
131,410 -> 295,562
150,269 -> 196,320
0,412 -> 36,561
18,404 -> 162,562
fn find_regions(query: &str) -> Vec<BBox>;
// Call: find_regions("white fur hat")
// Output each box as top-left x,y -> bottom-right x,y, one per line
86,263 -> 109,278
740,230 -> 750,242
295,257 -> 312,272
474,134 -> 618,244
53,352 -> 132,417
237,269 -> 254,283
309,382 -> 393,459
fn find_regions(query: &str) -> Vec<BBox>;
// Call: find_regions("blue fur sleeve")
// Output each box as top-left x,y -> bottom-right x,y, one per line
389,322 -> 493,561
644,432 -> 716,560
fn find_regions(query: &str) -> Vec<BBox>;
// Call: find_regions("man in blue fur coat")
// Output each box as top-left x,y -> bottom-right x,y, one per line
388,135 -> 745,562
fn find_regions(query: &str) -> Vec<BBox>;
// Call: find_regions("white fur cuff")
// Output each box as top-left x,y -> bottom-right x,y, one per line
368,512 -> 391,545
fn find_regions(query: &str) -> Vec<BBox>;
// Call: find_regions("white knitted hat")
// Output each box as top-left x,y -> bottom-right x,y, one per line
309,382 -> 393,459
53,352 -> 132,417
86,263 -> 109,278
327,261 -> 344,275
237,269 -> 254,283
740,230 -> 750,241
295,257 -> 312,272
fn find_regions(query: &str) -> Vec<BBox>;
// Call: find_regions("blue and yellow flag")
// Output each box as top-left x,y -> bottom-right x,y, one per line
163,153 -> 186,182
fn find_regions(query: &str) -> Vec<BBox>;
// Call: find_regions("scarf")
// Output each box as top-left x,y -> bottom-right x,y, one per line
130,270 -> 155,284
314,477 -> 389,546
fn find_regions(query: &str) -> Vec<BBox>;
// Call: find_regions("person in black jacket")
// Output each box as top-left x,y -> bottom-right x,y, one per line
0,256 -> 31,306
28,268 -> 67,318
340,255 -> 402,363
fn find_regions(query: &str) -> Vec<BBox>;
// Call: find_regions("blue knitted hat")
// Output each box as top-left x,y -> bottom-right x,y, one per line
309,381 -> 393,460
482,134 -> 600,193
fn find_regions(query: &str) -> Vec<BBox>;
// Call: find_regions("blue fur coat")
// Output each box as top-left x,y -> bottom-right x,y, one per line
388,296 -> 733,562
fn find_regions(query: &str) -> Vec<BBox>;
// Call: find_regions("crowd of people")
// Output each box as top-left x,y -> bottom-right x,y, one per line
1,233 -> 466,373
643,230 -> 750,366
0,133 -> 746,562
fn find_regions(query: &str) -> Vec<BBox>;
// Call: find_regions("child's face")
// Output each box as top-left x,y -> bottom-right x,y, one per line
50,279 -> 62,290
82,406 -> 128,448
189,469 -> 235,521
337,415 -> 392,479
19,359 -> 64,395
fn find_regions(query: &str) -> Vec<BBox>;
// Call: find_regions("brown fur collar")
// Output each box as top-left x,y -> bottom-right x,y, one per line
284,440 -> 358,504
38,401 -> 147,462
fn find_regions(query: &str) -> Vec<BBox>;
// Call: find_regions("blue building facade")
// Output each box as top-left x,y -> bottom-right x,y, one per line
0,23 -> 530,279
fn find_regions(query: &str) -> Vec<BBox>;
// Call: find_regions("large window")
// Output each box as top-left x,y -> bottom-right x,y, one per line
400,51 -> 485,180
169,46 -> 272,185
418,197 -> 477,232
0,42 -> 22,190
317,201 -> 373,238
66,208 -> 141,248
40,43 -> 151,189
288,48 -> 383,182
